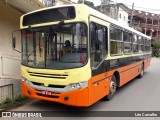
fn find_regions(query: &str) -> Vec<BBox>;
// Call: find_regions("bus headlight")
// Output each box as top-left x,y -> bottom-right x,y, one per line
76,83 -> 82,89
69,82 -> 87,90
70,84 -> 77,89
22,77 -> 29,84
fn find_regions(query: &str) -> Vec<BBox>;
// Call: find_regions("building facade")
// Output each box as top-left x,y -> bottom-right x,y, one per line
130,10 -> 160,41
0,0 -> 44,102
96,2 -> 130,26
97,1 -> 160,42
39,0 -> 75,7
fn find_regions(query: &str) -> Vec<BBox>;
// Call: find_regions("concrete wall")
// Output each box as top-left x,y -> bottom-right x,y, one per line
0,3 -> 22,56
118,7 -> 129,26
96,5 -> 129,26
0,53 -> 21,79
96,5 -> 118,21
0,3 -> 22,102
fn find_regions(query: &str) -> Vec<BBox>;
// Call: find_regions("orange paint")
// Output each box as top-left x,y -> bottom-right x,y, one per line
22,81 -> 90,106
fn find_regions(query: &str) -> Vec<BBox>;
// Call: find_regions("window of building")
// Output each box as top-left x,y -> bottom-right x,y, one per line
119,13 -> 121,19
90,22 -> 108,68
110,25 -> 123,55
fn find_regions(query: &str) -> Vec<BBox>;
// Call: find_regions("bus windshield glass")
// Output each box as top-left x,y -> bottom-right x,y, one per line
22,23 -> 87,69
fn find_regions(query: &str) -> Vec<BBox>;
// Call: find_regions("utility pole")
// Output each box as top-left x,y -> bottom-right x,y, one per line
130,3 -> 134,27
83,0 -> 84,4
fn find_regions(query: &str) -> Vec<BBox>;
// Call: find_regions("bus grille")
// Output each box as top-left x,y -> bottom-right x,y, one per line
32,82 -> 65,88
36,93 -> 59,98
28,72 -> 68,79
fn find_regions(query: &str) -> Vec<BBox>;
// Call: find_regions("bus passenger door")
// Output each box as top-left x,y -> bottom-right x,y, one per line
89,16 -> 110,103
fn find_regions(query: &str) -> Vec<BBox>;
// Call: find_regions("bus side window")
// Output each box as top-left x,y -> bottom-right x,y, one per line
110,26 -> 123,55
90,22 -> 108,68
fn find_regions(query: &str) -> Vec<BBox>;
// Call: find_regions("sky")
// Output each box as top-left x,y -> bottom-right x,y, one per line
113,0 -> 160,14
71,0 -> 160,14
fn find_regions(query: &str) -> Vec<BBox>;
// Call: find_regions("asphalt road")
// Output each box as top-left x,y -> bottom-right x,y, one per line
2,58 -> 160,120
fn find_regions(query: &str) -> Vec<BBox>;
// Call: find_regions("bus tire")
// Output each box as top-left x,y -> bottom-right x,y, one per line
102,75 -> 117,101
138,64 -> 144,78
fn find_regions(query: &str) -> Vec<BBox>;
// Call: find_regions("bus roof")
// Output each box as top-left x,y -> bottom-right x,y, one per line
21,4 -> 151,39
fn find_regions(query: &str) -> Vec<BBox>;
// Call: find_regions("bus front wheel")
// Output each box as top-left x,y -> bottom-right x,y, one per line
103,75 -> 117,101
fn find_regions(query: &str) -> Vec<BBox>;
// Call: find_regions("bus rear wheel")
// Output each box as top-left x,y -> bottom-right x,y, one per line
103,75 -> 117,101
138,64 -> 144,78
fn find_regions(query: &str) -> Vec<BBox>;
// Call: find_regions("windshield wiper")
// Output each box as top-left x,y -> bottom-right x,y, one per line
27,21 -> 64,60
27,25 -> 37,60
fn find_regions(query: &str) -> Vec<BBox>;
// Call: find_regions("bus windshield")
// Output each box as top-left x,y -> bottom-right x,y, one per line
22,23 -> 88,69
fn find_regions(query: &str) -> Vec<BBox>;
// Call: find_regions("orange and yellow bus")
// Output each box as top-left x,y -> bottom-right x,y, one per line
13,4 -> 151,106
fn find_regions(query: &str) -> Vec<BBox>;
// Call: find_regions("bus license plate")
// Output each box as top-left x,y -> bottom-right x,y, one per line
41,91 -> 52,95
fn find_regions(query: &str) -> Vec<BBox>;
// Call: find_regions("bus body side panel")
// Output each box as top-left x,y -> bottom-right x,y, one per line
144,58 -> 151,70
144,54 -> 151,70
89,54 -> 151,104
118,61 -> 142,86
88,72 -> 111,105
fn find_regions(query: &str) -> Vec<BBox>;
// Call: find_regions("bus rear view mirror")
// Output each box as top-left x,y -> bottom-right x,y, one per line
12,37 -> 16,49
12,30 -> 21,53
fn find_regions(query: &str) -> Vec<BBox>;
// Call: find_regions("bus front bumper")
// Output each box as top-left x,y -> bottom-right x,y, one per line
22,81 -> 90,106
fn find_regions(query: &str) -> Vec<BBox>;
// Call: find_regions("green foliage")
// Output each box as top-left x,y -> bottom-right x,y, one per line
0,97 -> 14,109
152,40 -> 160,57
152,40 -> 160,48
0,95 -> 27,109
14,95 -> 26,102
78,0 -> 94,7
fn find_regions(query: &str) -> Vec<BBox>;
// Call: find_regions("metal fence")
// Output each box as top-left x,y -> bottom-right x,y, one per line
0,84 -> 13,102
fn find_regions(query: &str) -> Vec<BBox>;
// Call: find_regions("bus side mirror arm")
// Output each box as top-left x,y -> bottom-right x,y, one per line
12,30 -> 21,53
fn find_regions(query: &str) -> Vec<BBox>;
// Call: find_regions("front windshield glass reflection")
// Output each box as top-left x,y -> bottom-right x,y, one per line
22,23 -> 88,69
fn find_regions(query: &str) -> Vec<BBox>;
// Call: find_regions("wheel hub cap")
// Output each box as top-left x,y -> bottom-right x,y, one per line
110,81 -> 116,94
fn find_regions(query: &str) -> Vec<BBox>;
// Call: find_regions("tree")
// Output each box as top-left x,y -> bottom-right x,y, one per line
152,40 -> 160,57
152,40 -> 160,48
78,0 -> 94,7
